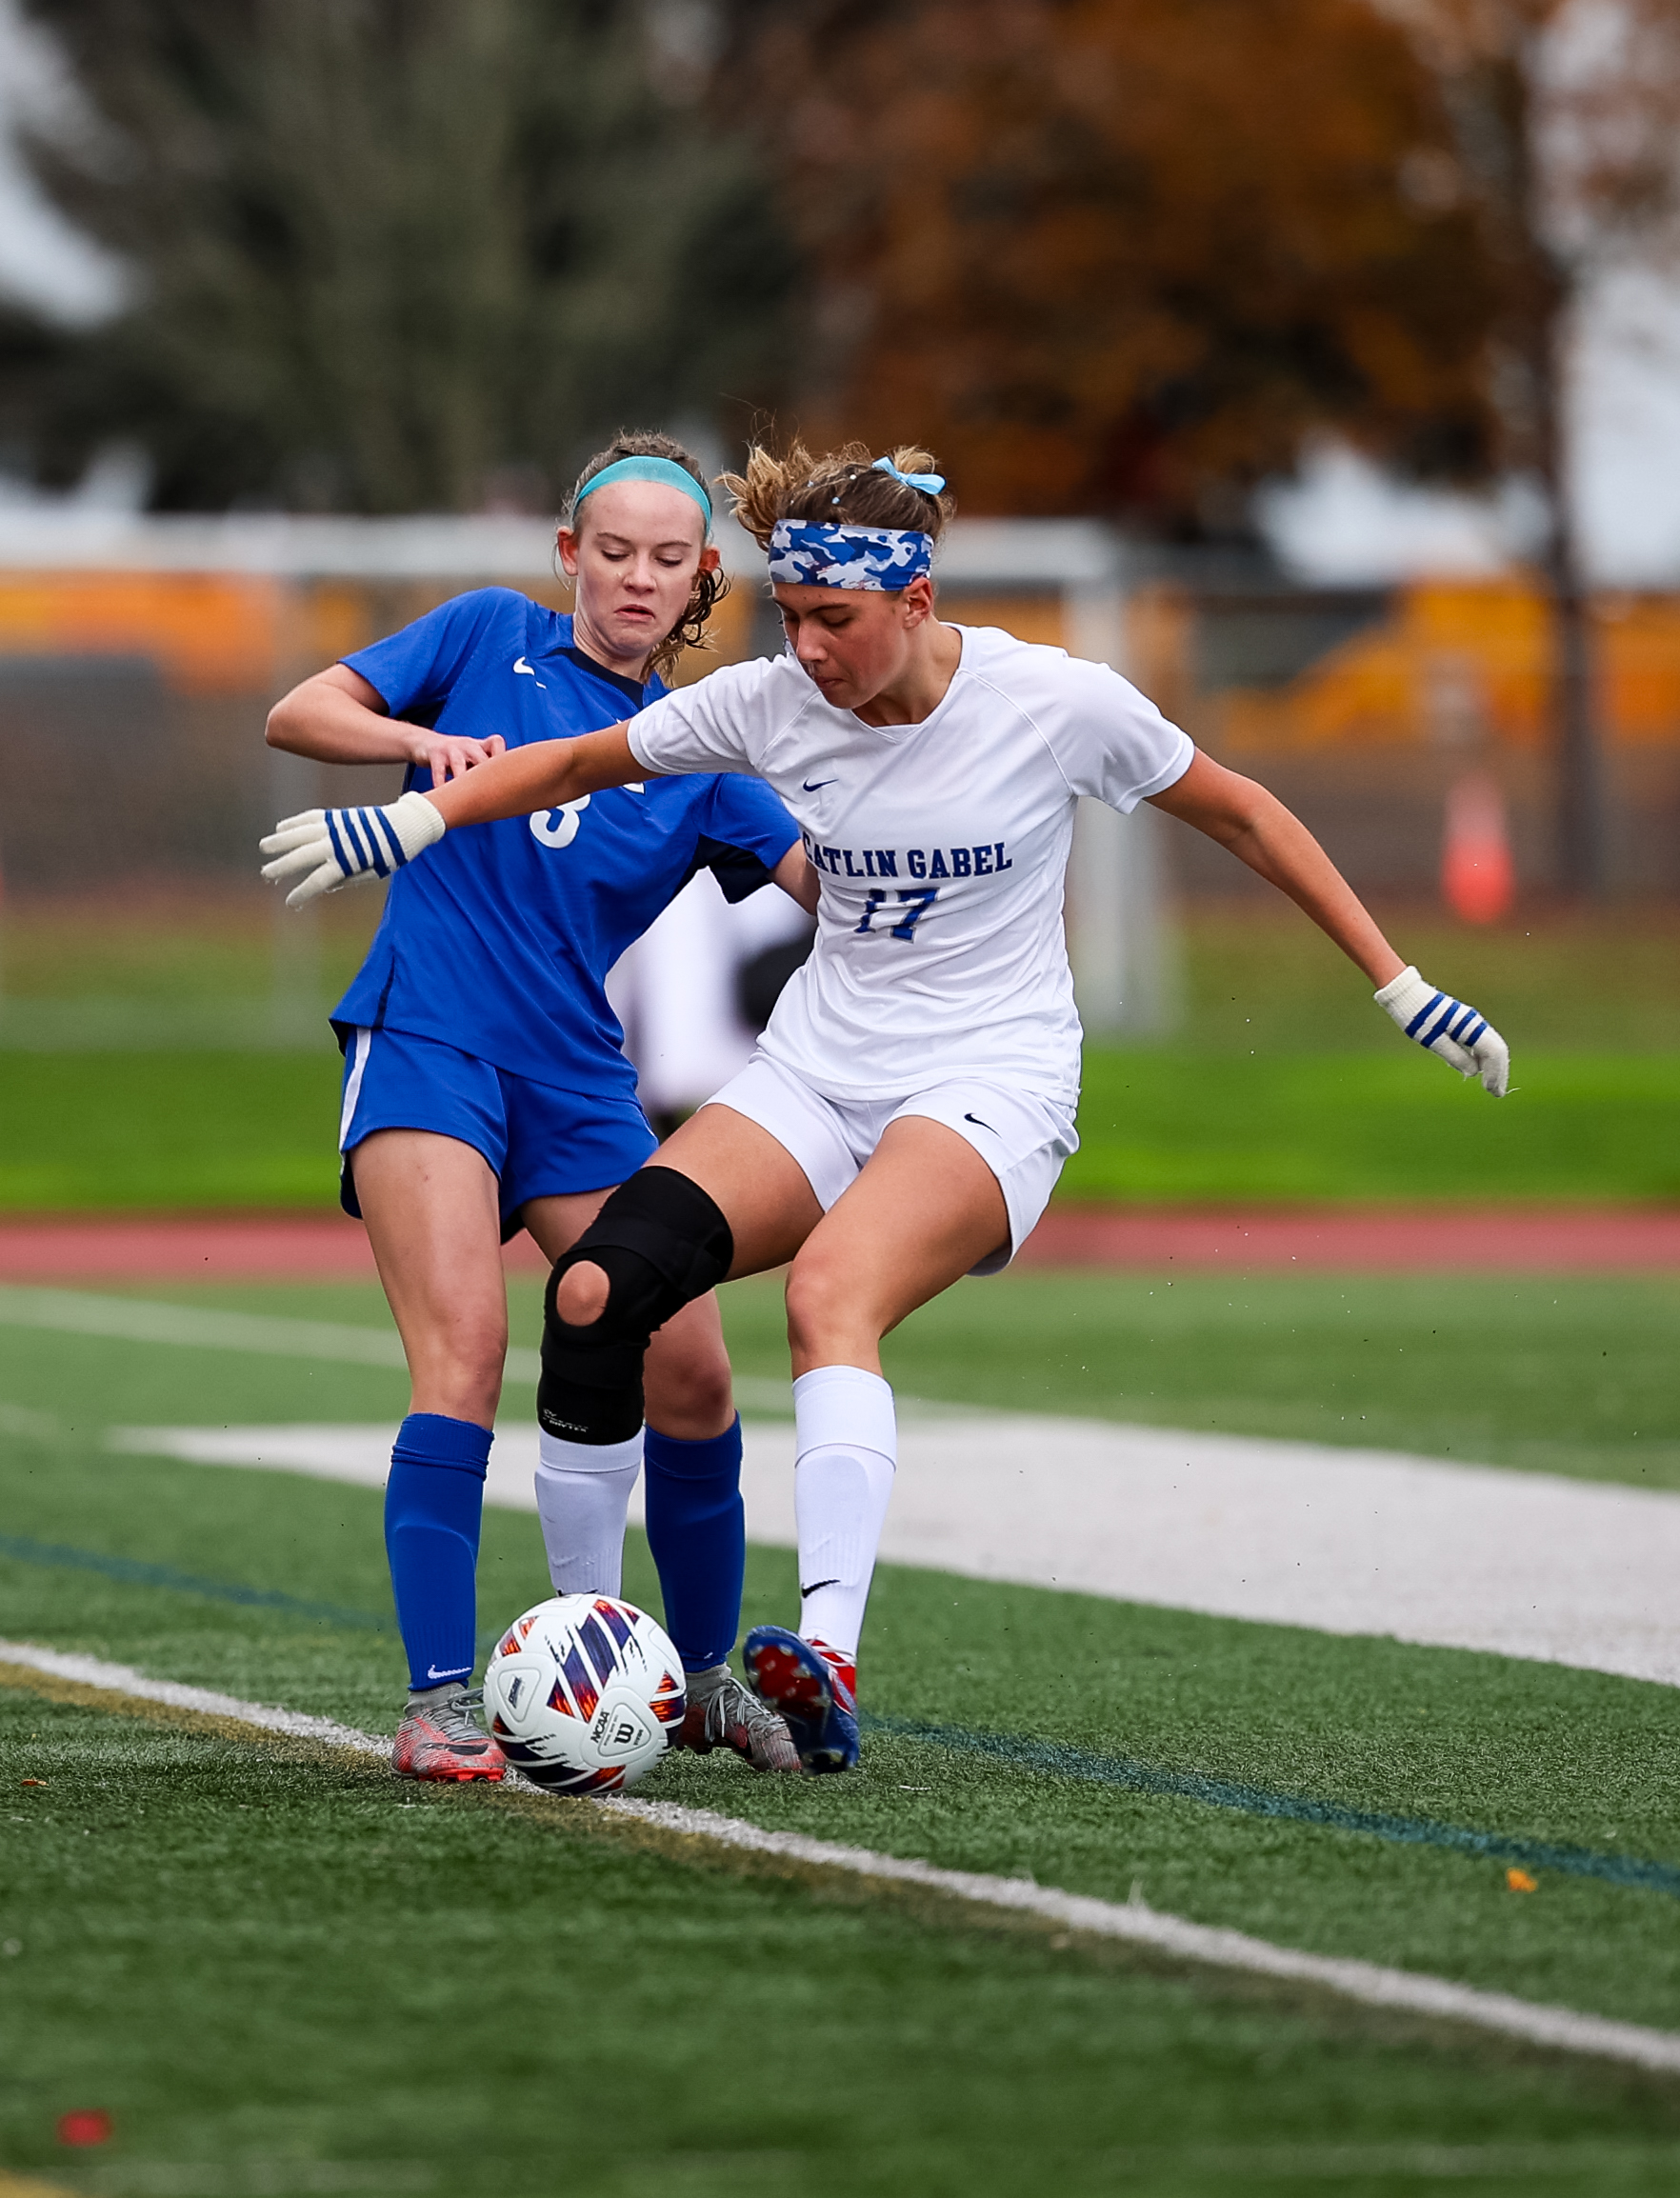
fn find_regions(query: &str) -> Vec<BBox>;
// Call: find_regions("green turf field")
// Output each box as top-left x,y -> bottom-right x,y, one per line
13,1701 -> 1680,2198
732,1268 -> 1680,1489
0,1053 -> 344,1209
2,1267 -> 1674,1490
1063,1050 -> 1680,1204
1,1044 -> 1673,1211
5,895 -> 1674,1052
1,899 -> 1674,1208
6,1276 -> 1680,2193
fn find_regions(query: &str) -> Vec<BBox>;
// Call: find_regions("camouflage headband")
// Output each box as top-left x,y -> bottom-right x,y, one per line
767,520 -> 933,590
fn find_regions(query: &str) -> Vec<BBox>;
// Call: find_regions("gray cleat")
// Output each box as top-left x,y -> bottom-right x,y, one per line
677,1661 -> 800,1773
392,1682 -> 507,1782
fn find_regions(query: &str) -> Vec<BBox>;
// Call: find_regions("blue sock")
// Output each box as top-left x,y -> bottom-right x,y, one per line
385,1412 -> 492,1693
644,1415 -> 745,1672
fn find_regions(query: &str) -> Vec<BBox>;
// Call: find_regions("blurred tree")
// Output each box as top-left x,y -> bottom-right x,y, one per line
8,0 -> 793,510
725,0 -> 1503,529
1376,0 -> 1680,897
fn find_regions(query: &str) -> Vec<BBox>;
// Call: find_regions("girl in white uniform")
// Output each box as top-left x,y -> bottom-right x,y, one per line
264,440 -> 1509,1773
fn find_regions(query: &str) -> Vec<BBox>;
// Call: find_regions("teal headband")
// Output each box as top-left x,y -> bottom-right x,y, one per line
571,454 -> 712,530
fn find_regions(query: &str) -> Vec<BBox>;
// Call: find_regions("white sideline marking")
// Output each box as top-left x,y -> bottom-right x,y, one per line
601,1796 -> 1680,2073
0,1639 -> 383,1756
112,1417 -> 1680,1692
0,1286 -> 793,1411
110,1423 -> 547,1517
4,1636 -> 1679,2079
17,1286 -> 1680,1690
0,1287 -> 419,1373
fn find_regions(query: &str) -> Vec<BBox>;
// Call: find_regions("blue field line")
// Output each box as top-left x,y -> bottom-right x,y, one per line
0,1532 -> 388,1632
864,1713 -> 1680,1900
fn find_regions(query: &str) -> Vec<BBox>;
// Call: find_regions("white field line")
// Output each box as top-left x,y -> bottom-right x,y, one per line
0,1285 -> 797,1412
111,1415 -> 1680,1693
0,1639 -> 385,1756
4,1636 -> 1680,2079
0,1286 -> 418,1372
28,1283 -> 1680,1688
602,1795 -> 1680,2074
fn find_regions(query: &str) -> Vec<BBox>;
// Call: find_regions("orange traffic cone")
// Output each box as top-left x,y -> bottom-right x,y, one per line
1442,770 -> 1514,924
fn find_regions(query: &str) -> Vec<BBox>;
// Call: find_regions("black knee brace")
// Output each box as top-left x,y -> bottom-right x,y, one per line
538,1168 -> 734,1446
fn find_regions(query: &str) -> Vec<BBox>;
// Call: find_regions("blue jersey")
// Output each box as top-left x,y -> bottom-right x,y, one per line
331,589 -> 799,1096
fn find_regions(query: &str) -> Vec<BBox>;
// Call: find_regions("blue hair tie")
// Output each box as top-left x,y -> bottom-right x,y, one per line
573,454 -> 712,529
871,455 -> 946,496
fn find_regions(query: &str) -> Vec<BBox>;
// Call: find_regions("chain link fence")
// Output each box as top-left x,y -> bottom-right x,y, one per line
0,514 -> 1673,1055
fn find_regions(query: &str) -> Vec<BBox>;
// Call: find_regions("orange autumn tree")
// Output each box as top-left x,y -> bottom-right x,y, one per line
730,0 -> 1503,524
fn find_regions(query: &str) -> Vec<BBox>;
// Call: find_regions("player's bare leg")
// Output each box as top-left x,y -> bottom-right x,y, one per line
355,1129 -> 511,1781
530,1189 -> 798,1772
556,1108 -> 1004,1768
355,1136 -> 790,1775
781,1116 -> 1009,1372
550,1106 -> 822,1332
549,1111 -> 822,1767
750,1117 -> 1006,1765
357,1131 -> 511,1423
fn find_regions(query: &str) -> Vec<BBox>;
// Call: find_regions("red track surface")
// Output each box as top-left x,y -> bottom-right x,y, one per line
0,1207 -> 1674,1280
1015,1206 -> 1680,1272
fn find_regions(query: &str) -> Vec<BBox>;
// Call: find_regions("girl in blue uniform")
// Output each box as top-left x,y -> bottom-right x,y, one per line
265,432 -> 813,1780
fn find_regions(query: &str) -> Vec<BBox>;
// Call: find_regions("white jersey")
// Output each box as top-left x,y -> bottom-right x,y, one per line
625,624 -> 1193,1106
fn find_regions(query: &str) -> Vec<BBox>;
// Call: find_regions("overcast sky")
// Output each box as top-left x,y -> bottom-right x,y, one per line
1262,267 -> 1680,588
3,0 -> 1679,578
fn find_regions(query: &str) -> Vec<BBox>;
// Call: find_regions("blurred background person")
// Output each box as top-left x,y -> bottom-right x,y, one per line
609,861 -> 814,1138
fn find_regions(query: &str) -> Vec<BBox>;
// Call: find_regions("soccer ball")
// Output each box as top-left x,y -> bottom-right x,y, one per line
483,1594 -> 686,1795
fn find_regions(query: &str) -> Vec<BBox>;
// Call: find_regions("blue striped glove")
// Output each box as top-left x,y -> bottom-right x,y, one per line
259,791 -> 446,908
1376,966 -> 1510,1095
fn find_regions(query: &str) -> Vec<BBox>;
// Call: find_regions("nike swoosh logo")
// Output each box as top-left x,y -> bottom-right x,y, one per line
426,1664 -> 471,1682
963,1111 -> 996,1132
513,655 -> 547,688
800,1579 -> 840,1597
802,778 -> 837,791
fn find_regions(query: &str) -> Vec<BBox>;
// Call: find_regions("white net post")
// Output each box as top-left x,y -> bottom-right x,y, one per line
1064,568 -> 1180,1041
268,579 -> 325,1043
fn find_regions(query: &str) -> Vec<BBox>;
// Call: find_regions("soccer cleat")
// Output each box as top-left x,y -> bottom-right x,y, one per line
742,1626 -> 859,1773
676,1661 -> 801,1774
392,1683 -> 507,1783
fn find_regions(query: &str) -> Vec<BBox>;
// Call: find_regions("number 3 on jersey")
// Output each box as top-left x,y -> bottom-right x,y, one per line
856,887 -> 938,941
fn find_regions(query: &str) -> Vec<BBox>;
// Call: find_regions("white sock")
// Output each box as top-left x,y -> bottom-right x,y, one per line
791,1366 -> 896,1664
534,1429 -> 642,1598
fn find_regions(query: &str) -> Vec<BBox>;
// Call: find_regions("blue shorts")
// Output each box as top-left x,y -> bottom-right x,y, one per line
337,1026 -> 658,1238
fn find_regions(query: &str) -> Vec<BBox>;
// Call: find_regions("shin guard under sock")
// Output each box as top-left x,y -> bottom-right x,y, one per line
384,1412 -> 492,1692
791,1366 -> 897,1666
644,1415 -> 746,1672
533,1429 -> 642,1599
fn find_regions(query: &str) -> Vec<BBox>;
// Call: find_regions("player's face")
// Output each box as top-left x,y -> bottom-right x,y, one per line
558,483 -> 717,672
773,579 -> 935,714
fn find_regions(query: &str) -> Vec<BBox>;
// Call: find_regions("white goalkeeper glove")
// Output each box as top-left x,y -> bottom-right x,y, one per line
1375,966 -> 1510,1096
259,790 -> 446,908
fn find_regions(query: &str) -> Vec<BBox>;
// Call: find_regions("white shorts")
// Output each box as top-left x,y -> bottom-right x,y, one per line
703,1054 -> 1079,1276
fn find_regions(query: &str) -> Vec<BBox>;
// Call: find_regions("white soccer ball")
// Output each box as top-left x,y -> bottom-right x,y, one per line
483,1593 -> 686,1794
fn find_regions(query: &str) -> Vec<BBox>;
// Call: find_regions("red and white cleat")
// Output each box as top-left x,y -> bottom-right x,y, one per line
742,1629 -> 859,1773
392,1684 -> 507,1783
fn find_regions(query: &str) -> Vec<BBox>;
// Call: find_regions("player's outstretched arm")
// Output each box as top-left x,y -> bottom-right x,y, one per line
266,664 -> 506,784
425,726 -> 642,828
259,725 -> 643,907
1149,750 -> 1509,1095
